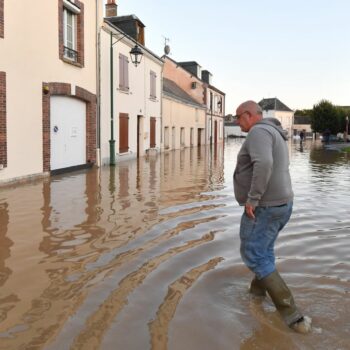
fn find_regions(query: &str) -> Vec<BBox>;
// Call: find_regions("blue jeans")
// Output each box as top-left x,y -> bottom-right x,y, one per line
239,202 -> 293,280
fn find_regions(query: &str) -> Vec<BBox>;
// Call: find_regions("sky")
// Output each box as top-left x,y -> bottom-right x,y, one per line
105,0 -> 350,112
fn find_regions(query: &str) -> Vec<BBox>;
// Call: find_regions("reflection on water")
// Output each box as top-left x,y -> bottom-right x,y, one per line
0,140 -> 349,350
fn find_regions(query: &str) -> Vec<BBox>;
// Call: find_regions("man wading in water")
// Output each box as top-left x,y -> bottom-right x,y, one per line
233,100 -> 311,333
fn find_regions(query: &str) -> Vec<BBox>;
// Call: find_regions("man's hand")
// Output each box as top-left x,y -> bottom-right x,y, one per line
245,203 -> 255,219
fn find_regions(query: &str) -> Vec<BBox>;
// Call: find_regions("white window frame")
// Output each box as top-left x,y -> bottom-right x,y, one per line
63,7 -> 77,60
214,95 -> 218,113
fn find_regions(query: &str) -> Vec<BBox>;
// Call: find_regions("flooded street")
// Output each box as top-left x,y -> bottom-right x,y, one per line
0,140 -> 349,350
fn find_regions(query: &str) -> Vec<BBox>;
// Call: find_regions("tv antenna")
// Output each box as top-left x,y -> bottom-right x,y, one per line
163,36 -> 171,55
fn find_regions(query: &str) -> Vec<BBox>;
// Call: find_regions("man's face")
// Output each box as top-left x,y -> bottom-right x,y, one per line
235,109 -> 251,132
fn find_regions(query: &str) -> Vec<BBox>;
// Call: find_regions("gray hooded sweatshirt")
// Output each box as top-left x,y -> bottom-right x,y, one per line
233,118 -> 294,207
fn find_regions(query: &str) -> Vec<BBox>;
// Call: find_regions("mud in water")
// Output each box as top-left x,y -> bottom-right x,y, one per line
0,140 -> 349,350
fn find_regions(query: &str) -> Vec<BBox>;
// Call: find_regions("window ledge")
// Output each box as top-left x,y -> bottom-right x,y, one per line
63,0 -> 81,14
118,150 -> 131,155
118,88 -> 130,95
149,97 -> 158,102
62,57 -> 83,68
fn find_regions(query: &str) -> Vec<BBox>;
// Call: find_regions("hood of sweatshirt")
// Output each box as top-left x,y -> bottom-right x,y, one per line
255,118 -> 288,140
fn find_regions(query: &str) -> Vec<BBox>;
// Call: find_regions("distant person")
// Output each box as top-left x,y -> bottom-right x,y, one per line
299,130 -> 305,143
233,100 -> 311,333
323,129 -> 331,144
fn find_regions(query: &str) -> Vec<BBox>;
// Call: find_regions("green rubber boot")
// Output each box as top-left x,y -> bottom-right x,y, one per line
260,270 -> 303,326
249,276 -> 266,297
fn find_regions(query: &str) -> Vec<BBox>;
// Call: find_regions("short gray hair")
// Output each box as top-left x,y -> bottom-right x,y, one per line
238,100 -> 262,115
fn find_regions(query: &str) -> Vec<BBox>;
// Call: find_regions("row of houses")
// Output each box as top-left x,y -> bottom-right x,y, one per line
225,97 -> 298,138
0,0 -> 225,184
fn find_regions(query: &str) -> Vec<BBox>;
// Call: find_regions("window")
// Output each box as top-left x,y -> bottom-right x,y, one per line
59,0 -> 84,66
214,95 -> 218,113
219,97 -> 223,114
164,127 -> 169,149
208,119 -> 211,140
150,70 -> 156,99
0,0 -> 4,38
180,127 -> 185,146
136,24 -> 145,45
63,8 -> 77,61
119,54 -> 129,91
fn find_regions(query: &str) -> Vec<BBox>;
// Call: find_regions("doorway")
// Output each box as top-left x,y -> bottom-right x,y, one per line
137,115 -> 143,157
50,96 -> 86,171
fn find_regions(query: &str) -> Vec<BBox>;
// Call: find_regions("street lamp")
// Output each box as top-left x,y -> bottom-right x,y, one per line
109,32 -> 143,166
129,45 -> 143,67
217,99 -> 222,112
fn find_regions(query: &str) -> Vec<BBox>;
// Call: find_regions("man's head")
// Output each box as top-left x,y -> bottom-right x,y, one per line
234,100 -> 263,132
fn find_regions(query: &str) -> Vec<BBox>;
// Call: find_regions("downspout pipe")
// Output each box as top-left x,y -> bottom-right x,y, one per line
96,0 -> 101,166
160,62 -> 164,148
109,31 -> 116,165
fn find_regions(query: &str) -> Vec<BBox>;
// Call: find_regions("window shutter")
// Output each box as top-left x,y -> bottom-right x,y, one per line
119,54 -> 124,88
124,56 -> 129,90
150,117 -> 156,148
150,71 -> 156,98
119,113 -> 129,153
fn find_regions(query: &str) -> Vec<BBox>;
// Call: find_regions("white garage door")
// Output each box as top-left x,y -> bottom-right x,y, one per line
50,96 -> 86,171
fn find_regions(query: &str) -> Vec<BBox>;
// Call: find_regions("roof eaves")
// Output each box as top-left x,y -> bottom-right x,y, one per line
163,91 -> 206,109
103,20 -> 164,63
208,84 -> 225,96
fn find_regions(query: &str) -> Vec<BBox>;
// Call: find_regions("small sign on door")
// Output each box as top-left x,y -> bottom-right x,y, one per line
71,127 -> 78,137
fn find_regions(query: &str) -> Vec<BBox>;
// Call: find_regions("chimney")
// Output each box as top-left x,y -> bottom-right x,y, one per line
105,0 -> 118,17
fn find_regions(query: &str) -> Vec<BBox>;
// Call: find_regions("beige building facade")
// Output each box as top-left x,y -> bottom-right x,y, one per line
0,0 -> 101,184
204,83 -> 225,145
99,4 -> 163,164
259,98 -> 294,137
173,61 -> 225,145
162,57 -> 206,150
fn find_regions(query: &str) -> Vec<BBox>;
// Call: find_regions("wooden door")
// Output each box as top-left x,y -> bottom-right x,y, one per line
119,113 -> 129,153
150,117 -> 156,148
197,128 -> 201,146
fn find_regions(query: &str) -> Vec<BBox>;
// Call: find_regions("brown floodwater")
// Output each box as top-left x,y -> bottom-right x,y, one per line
0,140 -> 349,350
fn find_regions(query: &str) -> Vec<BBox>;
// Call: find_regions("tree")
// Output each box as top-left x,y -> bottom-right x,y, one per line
311,100 -> 339,134
335,106 -> 350,133
294,109 -> 312,116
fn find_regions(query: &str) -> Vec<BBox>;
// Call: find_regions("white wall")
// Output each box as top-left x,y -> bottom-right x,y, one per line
0,0 -> 98,182
162,96 -> 206,150
262,110 -> 294,136
99,26 -> 163,165
206,87 -> 225,143
224,126 -> 246,138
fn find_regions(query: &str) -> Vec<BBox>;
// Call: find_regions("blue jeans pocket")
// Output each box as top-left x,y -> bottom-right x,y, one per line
239,213 -> 256,240
268,204 -> 288,219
